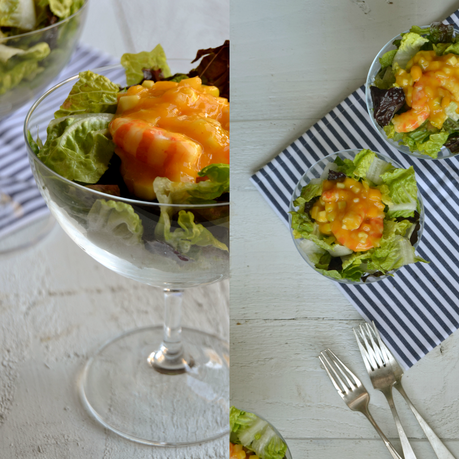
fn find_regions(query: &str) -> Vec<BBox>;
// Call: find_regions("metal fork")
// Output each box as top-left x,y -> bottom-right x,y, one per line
355,323 -> 417,459
356,322 -> 456,459
319,349 -> 402,459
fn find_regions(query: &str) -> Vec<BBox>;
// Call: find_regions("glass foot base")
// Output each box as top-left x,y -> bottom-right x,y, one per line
0,211 -> 55,254
79,326 -> 229,446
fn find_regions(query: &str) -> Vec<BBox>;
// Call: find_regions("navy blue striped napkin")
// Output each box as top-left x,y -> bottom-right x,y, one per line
251,13 -> 459,369
0,44 -> 117,240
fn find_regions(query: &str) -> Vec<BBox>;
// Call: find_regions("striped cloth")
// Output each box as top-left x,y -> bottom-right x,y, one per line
251,14 -> 459,369
0,44 -> 117,240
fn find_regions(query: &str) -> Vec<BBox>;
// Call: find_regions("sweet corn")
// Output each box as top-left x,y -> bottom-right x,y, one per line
336,182 -> 345,189
142,80 -> 155,89
118,95 -> 141,112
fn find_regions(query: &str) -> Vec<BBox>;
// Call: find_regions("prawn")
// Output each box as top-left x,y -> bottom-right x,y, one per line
392,83 -> 430,133
109,117 -> 203,183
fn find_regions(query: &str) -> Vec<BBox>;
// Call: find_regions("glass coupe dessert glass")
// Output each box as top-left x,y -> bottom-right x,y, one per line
365,27 -> 459,160
288,149 -> 424,284
0,1 -> 88,253
24,65 -> 229,446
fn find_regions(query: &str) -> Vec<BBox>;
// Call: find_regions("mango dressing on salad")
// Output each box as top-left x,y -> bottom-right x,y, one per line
109,76 -> 229,200
310,177 -> 385,252
393,51 -> 459,133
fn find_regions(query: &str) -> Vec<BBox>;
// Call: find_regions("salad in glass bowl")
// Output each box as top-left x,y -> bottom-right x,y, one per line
366,22 -> 459,159
26,43 -> 230,288
289,149 -> 426,283
230,407 -> 292,459
0,0 -> 87,118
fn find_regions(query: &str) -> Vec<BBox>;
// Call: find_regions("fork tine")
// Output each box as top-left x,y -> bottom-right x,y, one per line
358,324 -> 380,370
353,328 -> 373,374
327,349 -> 361,389
370,321 -> 393,363
319,352 -> 345,395
362,323 -> 385,368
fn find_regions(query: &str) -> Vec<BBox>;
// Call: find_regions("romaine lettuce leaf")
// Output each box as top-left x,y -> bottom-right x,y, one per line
87,199 -> 144,246
379,49 -> 397,68
379,166 -> 418,218
121,44 -> 171,86
0,42 -> 49,63
0,0 -> 36,30
54,70 -> 120,118
352,149 -> 376,179
153,164 -> 229,253
393,32 -> 429,69
230,407 -> 288,459
0,56 -> 43,94
153,163 -> 229,204
37,113 -> 115,183
367,234 -> 427,272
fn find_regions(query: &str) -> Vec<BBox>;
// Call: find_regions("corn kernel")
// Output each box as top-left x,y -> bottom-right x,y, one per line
142,80 -> 155,88
336,182 -> 345,189
410,65 -> 423,82
317,211 -> 328,222
353,198 -> 360,203
337,201 -> 347,210
118,95 -> 141,112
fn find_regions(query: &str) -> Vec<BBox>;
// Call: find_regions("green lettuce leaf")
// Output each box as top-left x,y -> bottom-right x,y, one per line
368,234 -> 427,272
87,199 -> 144,246
393,32 -> 429,69
379,49 -> 397,68
334,156 -> 355,176
295,181 -> 322,204
0,0 -> 36,30
379,166 -> 418,218
230,407 -> 288,459
165,210 -> 228,254
352,149 -> 376,179
37,113 -> 115,183
153,164 -> 229,253
0,42 -> 49,63
54,70 -> 120,118
121,44 -> 171,86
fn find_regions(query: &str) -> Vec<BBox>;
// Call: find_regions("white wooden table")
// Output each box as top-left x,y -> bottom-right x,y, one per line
0,1 -> 229,458
230,1 -> 459,458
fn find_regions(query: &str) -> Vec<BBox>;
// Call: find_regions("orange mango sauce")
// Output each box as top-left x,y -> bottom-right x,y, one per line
393,51 -> 459,132
230,442 -> 259,459
109,77 -> 229,200
310,178 -> 385,252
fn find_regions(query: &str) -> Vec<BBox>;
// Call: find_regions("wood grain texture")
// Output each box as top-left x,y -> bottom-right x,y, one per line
0,1 -> 229,458
230,0 -> 459,456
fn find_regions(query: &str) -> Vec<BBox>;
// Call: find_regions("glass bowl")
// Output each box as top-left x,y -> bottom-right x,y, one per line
24,65 -> 230,446
0,0 -> 88,119
365,26 -> 459,160
24,65 -> 229,289
288,149 -> 425,284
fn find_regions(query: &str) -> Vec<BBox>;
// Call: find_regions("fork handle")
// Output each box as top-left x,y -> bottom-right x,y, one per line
383,385 -> 417,459
362,409 -> 403,459
394,382 -> 456,459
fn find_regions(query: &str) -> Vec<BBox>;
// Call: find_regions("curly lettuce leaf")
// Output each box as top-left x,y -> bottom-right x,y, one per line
0,0 -> 36,30
54,70 -> 120,118
87,199 -> 144,246
230,407 -> 288,459
121,44 -> 171,86
37,113 -> 115,183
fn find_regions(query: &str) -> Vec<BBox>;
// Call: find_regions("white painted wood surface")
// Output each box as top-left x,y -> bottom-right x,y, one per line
230,1 -> 459,458
0,1 -> 229,458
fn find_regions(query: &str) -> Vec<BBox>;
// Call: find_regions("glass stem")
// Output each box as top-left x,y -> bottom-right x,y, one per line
149,288 -> 192,373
